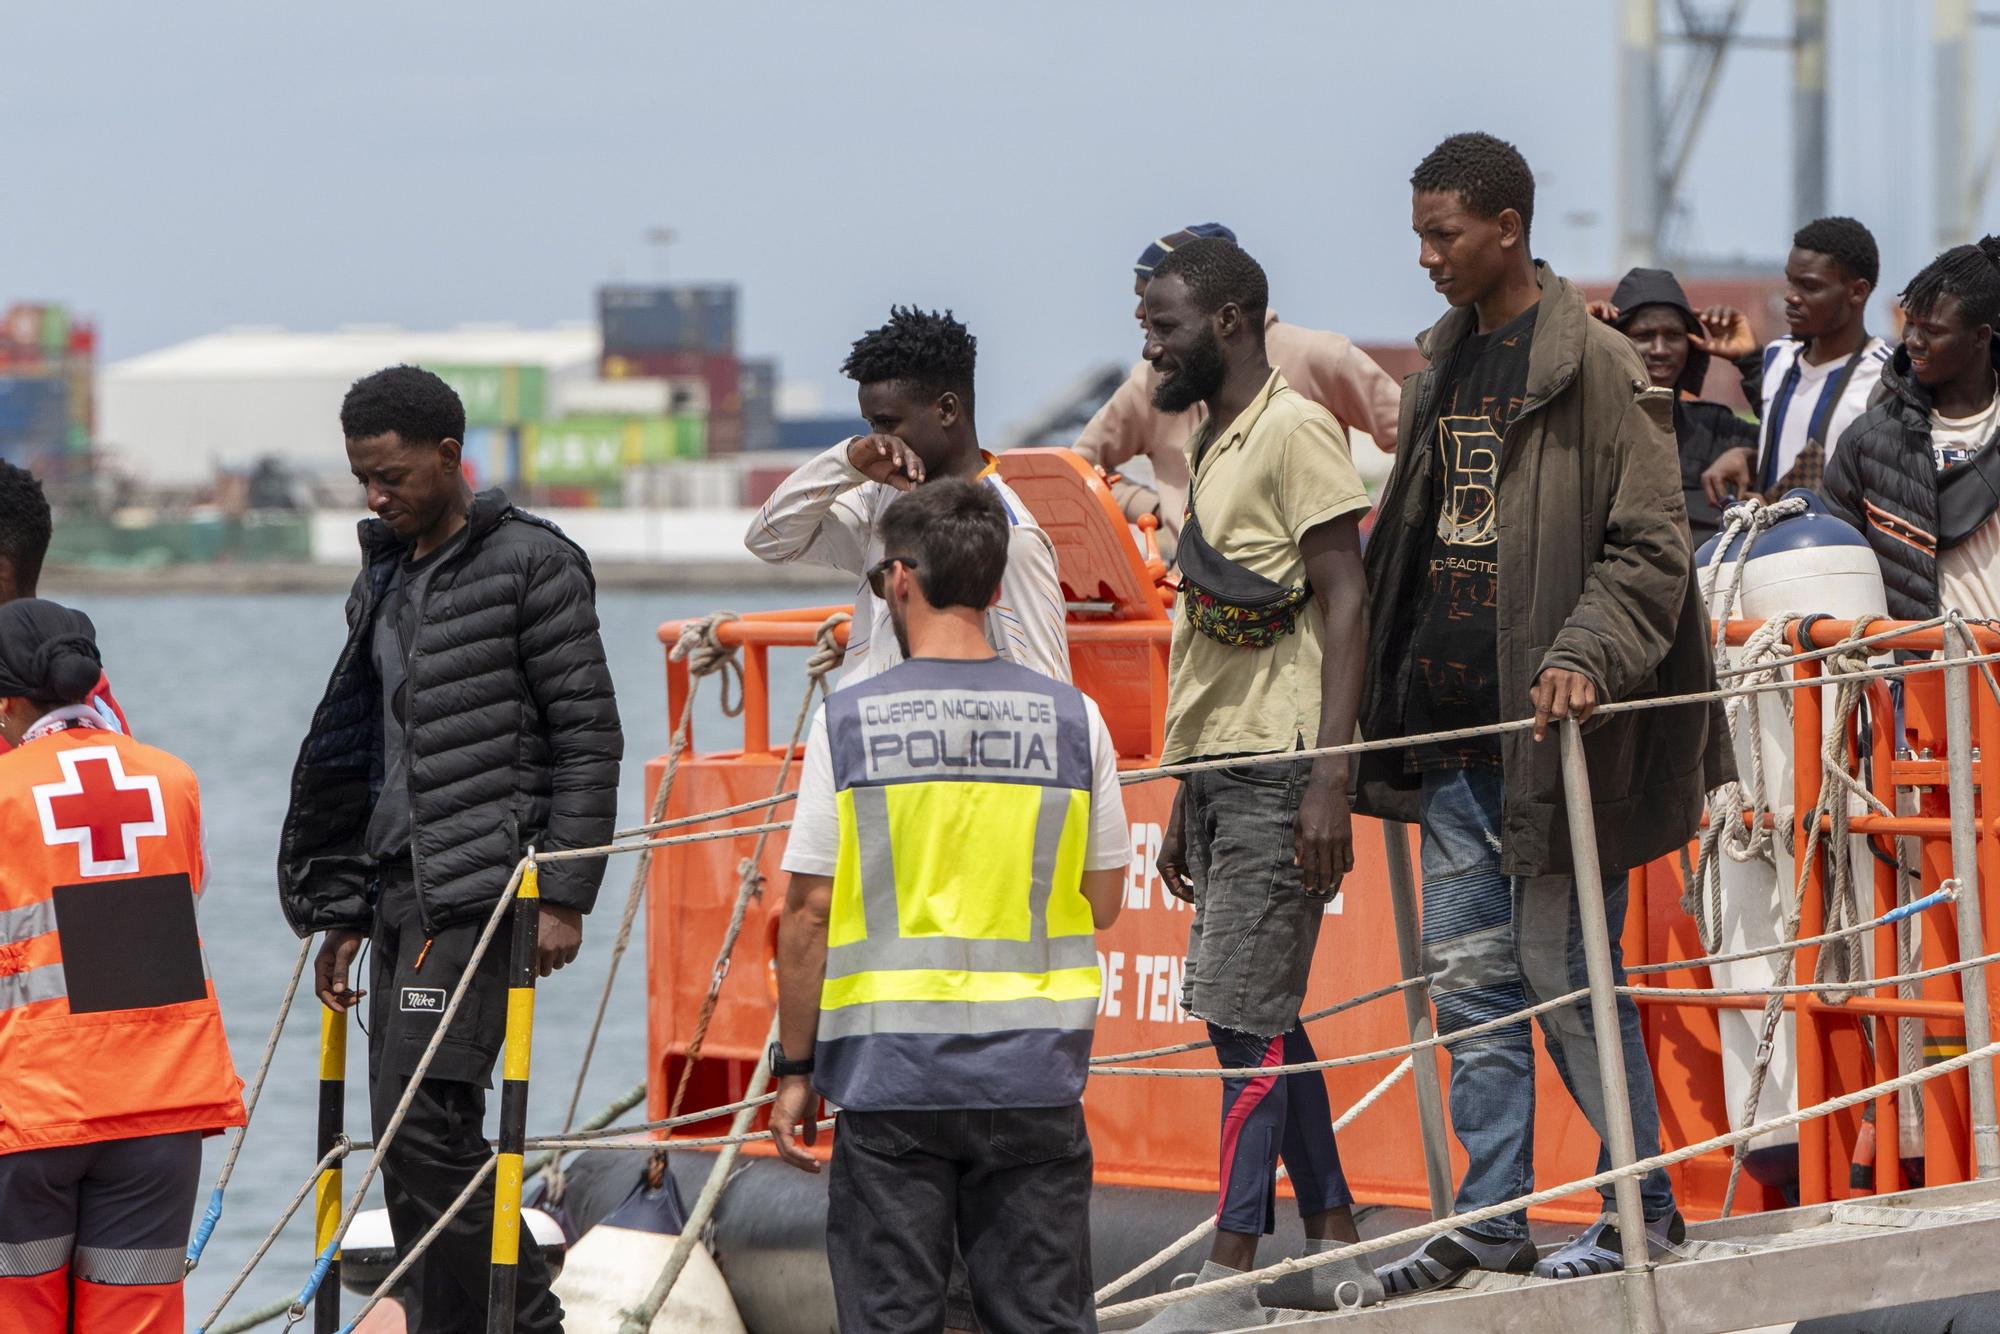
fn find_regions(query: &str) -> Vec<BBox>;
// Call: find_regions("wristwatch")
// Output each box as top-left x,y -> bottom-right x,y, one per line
767,1041 -> 814,1078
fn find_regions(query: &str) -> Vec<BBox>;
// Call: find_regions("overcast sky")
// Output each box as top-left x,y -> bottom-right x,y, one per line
0,0 -> 1978,437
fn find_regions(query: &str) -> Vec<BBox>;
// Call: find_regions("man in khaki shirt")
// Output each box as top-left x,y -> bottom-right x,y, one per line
1136,238 -> 1379,1330
1073,222 -> 1402,560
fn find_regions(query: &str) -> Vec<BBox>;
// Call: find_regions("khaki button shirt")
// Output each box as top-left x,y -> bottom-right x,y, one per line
1162,370 -> 1371,764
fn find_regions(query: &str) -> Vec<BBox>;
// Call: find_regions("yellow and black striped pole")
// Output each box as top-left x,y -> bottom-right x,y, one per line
487,860 -> 541,1332
314,1002 -> 347,1334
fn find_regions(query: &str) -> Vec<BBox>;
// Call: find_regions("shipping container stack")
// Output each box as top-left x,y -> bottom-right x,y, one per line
422,283 -> 794,510
0,303 -> 96,479
598,282 -> 744,458
427,362 -> 541,493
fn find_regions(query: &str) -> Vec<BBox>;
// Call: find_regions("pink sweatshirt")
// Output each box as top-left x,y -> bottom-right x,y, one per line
1072,312 -> 1401,536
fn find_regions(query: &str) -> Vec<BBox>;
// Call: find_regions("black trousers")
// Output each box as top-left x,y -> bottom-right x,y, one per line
0,1131 -> 201,1333
827,1105 -> 1096,1334
367,876 -> 560,1334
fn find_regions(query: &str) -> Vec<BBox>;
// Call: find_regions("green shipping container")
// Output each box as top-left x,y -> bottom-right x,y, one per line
522,420 -> 627,485
39,307 -> 69,360
430,363 -> 546,426
628,413 -> 707,462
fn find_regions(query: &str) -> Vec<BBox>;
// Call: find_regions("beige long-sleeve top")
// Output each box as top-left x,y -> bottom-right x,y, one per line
1072,312 -> 1401,536
743,441 -> 1071,685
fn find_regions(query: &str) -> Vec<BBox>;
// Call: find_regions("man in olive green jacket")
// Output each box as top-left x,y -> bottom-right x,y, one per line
1358,133 -> 1729,1297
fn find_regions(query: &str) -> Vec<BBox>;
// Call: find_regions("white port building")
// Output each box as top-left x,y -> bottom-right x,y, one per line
98,323 -> 601,484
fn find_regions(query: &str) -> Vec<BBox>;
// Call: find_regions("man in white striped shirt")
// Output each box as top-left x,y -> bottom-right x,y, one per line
745,306 -> 1070,683
1699,216 -> 1890,504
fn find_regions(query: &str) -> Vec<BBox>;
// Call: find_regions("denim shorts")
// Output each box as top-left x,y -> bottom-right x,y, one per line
1179,758 -> 1322,1038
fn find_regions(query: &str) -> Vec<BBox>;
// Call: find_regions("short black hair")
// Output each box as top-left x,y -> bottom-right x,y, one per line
340,365 -> 466,446
1903,235 -> 2000,329
1793,216 -> 1879,287
1411,131 -> 1536,235
1150,237 -> 1270,331
878,477 -> 1009,613
0,462 -> 51,595
842,307 -> 977,410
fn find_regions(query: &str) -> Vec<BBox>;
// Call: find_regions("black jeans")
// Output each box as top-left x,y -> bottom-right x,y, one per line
827,1105 -> 1096,1334
366,872 -> 560,1334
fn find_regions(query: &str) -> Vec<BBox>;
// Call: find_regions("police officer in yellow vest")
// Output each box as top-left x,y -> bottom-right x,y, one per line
770,478 -> 1130,1333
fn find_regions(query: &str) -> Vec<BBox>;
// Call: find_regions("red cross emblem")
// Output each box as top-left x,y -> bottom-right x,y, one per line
32,746 -> 167,877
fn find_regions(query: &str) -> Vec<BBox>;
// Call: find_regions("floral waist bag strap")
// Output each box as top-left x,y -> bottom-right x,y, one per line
1176,438 -> 1311,649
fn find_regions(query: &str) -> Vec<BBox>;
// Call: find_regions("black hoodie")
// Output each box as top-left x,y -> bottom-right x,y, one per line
1609,268 -> 1760,545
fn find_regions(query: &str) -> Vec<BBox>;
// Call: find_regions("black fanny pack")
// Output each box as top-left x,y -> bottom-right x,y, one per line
1177,509 -> 1311,648
1938,436 -> 2000,549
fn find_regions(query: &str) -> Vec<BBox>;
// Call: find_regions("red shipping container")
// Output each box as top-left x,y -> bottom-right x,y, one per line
742,466 -> 794,508
603,350 -> 741,417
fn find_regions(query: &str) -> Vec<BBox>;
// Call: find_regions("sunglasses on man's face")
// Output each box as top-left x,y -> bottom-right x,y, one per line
866,555 -> 918,599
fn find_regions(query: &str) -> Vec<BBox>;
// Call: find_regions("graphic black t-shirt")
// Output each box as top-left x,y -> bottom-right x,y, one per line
1405,304 -> 1536,770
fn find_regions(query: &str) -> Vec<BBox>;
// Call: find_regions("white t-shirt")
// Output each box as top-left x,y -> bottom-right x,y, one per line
1933,394 -> 2000,621
1757,337 -> 1890,486
781,688 -> 1131,877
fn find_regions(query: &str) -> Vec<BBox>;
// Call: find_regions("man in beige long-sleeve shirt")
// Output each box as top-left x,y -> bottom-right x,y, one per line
1073,224 -> 1402,559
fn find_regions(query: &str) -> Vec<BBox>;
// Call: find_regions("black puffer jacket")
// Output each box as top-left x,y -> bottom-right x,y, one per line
279,490 -> 622,934
1822,345 -> 2000,620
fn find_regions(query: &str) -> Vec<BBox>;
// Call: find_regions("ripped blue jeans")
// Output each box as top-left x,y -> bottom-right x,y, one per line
1418,765 -> 1675,1238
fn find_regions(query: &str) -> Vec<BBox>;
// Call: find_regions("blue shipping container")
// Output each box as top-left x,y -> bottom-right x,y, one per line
460,425 -> 517,488
0,375 -> 67,445
598,284 -> 737,355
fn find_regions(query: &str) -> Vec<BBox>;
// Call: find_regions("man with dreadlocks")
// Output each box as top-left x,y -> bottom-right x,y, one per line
1822,237 -> 2000,621
747,306 -> 1069,682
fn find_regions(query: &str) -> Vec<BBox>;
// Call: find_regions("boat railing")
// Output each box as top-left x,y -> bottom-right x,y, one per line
196,610 -> 2000,1334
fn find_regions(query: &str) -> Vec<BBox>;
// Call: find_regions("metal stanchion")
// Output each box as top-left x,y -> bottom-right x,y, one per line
1944,623 -> 2000,1177
314,1003 -> 346,1334
1558,720 -> 1664,1334
1382,821 -> 1454,1216
487,858 -> 543,1333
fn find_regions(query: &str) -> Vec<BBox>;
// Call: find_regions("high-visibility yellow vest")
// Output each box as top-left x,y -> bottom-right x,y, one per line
816,656 -> 1100,1110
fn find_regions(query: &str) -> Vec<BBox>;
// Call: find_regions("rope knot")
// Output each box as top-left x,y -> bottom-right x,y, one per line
806,611 -> 852,681
670,612 -> 745,717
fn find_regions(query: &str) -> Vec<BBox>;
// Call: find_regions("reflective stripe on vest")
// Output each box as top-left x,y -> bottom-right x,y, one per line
816,657 -> 1099,1111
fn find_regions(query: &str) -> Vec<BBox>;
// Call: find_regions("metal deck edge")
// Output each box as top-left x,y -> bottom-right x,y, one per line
1240,1181 -> 2000,1333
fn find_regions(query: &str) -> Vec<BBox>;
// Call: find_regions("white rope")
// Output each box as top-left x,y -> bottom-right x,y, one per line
186,935 -> 313,1273
544,612 -> 756,1203
1098,1035 -> 2000,1321
1090,948 -> 1997,1081
1092,1057 -> 1414,1303
518,645 -> 2000,874
256,862 -> 526,1328
192,1140 -> 350,1333
1722,617 -> 1889,1213
336,1157 -> 498,1334
528,1117 -> 838,1154
1092,978 -> 1424,1065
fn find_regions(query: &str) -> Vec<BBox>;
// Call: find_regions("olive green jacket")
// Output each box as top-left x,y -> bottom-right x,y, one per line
1354,263 -> 1732,876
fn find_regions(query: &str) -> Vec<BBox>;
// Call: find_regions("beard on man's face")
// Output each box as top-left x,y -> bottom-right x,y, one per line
1150,329 -> 1229,413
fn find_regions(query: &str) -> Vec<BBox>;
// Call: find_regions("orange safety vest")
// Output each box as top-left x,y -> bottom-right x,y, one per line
0,720 -> 245,1154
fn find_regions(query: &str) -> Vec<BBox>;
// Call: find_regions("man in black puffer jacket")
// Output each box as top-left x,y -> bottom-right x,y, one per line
280,366 -> 620,1333
1823,238 -> 2000,621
